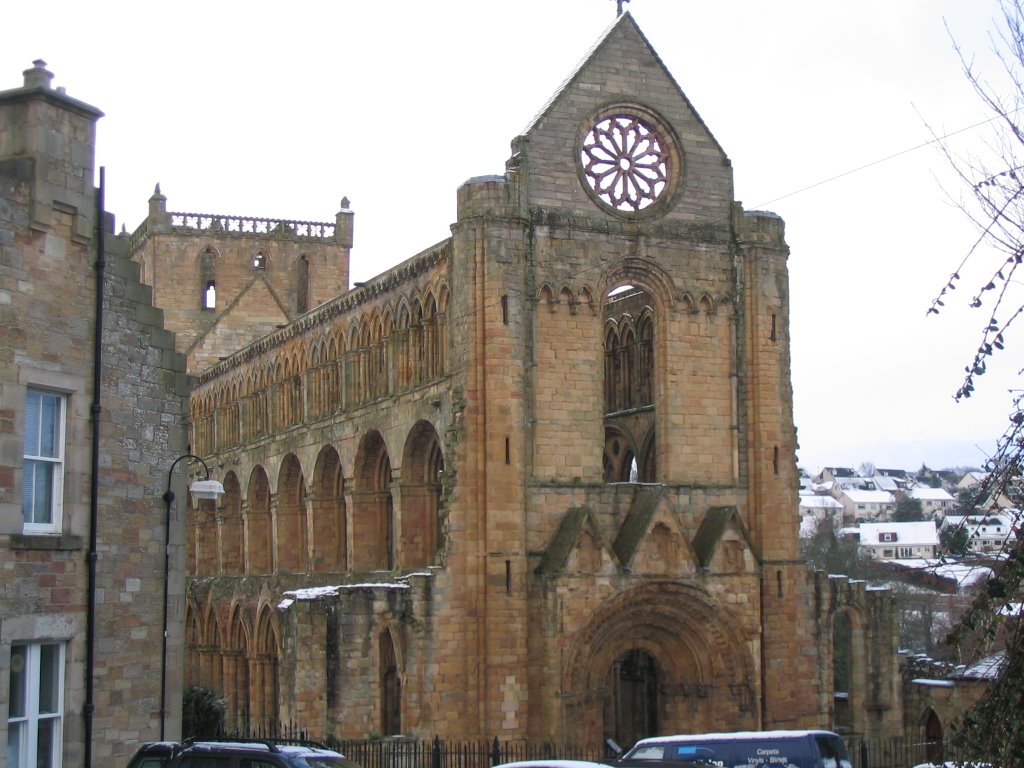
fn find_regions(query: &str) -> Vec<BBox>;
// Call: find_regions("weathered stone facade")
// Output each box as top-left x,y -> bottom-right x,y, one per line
1,62 -> 191,766
127,190 -> 352,374
173,15 -> 864,745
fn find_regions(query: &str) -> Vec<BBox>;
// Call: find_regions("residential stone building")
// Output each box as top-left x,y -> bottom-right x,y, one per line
171,14 -> 910,746
1,62 -> 192,766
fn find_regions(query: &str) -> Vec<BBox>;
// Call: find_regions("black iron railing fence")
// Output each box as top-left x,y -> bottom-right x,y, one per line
217,724 -> 983,768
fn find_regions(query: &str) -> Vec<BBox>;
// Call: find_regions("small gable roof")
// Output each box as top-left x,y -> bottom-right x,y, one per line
691,505 -> 759,568
536,506 -> 611,575
612,485 -> 669,566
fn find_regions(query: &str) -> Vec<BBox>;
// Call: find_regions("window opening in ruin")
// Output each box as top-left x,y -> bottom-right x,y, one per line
247,468 -> 273,574
380,630 -> 401,736
605,648 -> 659,750
770,313 -> 777,341
203,280 -> 216,310
253,250 -> 267,270
198,246 -> 217,310
501,294 -> 509,325
603,284 -> 655,483
832,612 -> 853,731
297,255 -> 310,314
400,424 -> 444,567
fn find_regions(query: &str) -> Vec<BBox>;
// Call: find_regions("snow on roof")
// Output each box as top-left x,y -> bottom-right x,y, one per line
859,521 -> 937,545
800,496 -> 844,509
952,651 -> 1006,680
870,476 -> 900,492
890,558 -> 993,587
843,489 -> 895,503
910,487 -> 954,501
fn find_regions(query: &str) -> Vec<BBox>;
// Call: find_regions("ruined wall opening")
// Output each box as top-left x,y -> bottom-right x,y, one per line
380,629 -> 401,736
400,422 -> 444,568
252,607 -> 280,734
603,285 -> 656,483
226,605 -> 250,733
354,431 -> 394,570
297,254 -> 310,314
832,611 -> 853,732
312,445 -> 347,572
277,454 -> 308,573
247,467 -> 272,574
220,471 -> 243,575
198,246 -> 217,310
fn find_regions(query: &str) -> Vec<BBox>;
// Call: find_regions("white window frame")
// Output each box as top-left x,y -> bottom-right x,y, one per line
22,388 -> 67,534
7,642 -> 66,768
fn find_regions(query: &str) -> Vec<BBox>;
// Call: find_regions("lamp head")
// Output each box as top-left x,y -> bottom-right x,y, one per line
189,479 -> 225,501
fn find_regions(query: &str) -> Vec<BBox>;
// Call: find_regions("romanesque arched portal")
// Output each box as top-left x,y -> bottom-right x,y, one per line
562,581 -> 756,747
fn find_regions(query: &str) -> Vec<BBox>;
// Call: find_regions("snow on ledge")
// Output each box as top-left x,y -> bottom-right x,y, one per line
911,678 -> 955,688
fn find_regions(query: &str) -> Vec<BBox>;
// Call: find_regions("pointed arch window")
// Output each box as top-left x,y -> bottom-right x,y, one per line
198,246 -> 217,310
603,284 -> 656,484
380,631 -> 401,736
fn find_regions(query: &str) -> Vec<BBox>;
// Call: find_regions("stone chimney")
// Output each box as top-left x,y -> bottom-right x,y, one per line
0,61 -> 104,237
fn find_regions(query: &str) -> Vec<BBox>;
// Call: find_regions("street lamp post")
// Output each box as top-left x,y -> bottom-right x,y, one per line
160,453 -> 224,740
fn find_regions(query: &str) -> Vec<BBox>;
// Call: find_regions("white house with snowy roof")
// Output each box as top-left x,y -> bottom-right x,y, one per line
943,513 -> 1019,555
799,494 -> 845,523
858,521 -> 938,560
839,488 -> 896,523
909,486 -> 956,519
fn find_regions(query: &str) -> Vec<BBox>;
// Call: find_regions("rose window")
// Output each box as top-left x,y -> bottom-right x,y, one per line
580,113 -> 670,212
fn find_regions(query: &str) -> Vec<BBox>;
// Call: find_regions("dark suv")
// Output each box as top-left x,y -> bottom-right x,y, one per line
126,738 -> 362,768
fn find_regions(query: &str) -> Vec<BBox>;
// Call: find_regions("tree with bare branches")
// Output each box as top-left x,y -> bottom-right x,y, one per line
930,2 -> 1024,765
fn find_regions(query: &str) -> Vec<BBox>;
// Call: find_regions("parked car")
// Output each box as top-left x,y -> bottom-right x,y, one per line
126,738 -> 361,768
126,742 -> 175,768
622,730 -> 852,768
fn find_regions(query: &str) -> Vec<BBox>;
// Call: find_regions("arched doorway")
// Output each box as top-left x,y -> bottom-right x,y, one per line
923,709 -> 944,764
606,648 -> 659,750
563,582 -> 755,745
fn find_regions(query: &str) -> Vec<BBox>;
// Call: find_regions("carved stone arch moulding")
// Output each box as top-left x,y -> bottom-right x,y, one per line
600,257 -> 677,312
563,581 -> 754,696
576,102 -> 684,219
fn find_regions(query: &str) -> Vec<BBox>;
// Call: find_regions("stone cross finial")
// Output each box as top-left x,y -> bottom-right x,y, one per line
615,0 -> 630,16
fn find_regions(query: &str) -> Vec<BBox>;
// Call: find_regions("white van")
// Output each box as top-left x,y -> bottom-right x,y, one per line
623,730 -> 853,768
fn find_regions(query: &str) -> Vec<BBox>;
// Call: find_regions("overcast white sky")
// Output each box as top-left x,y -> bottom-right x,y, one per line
4,0 -> 1020,474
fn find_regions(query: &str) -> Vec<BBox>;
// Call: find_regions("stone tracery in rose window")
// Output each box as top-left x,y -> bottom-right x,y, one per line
580,113 -> 670,212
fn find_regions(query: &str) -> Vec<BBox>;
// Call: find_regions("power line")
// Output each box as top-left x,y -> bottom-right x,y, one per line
754,110 -> 1009,209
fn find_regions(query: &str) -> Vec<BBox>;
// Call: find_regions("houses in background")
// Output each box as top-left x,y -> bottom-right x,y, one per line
858,521 -> 939,560
799,464 -> 1019,561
